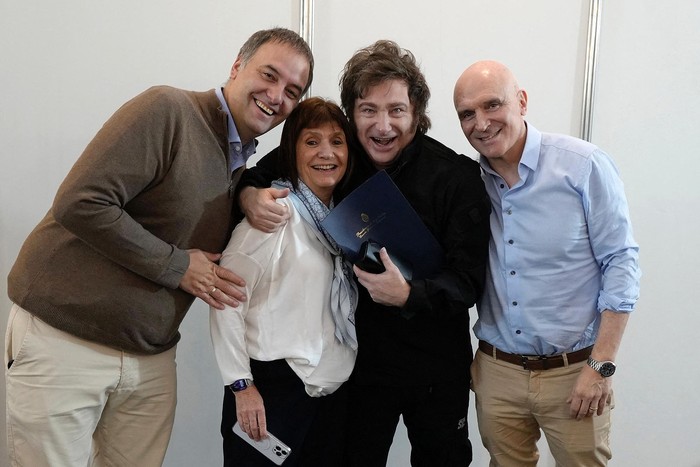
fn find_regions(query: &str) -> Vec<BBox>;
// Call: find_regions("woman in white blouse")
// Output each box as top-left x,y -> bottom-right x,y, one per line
210,97 -> 358,467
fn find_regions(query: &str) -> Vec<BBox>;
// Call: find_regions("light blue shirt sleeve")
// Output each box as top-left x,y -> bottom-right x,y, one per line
582,149 -> 640,313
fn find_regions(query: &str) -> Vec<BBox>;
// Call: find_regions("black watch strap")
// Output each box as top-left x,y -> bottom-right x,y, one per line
228,378 -> 254,393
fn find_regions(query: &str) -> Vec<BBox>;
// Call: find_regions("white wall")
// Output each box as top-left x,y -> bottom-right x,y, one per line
589,2 -> 700,465
1,1 -> 698,466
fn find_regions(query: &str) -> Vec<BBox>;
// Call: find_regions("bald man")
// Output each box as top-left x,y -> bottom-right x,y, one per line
453,61 -> 641,466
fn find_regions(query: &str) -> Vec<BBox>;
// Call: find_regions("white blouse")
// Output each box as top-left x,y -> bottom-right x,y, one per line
210,197 -> 356,397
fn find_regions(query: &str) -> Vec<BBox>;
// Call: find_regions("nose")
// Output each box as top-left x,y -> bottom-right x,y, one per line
267,83 -> 285,105
475,110 -> 490,132
318,140 -> 332,158
375,111 -> 391,133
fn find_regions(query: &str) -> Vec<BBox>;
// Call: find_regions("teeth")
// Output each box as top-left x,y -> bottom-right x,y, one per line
313,165 -> 336,170
480,130 -> 499,141
372,137 -> 394,145
255,99 -> 273,116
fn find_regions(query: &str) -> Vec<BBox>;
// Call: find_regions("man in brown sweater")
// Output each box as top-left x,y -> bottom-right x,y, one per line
5,28 -> 312,467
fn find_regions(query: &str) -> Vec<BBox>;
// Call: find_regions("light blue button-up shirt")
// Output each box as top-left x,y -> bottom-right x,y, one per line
215,87 -> 256,172
475,123 -> 641,355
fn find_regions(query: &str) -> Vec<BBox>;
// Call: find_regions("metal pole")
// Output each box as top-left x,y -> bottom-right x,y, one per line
581,0 -> 602,142
299,0 -> 314,97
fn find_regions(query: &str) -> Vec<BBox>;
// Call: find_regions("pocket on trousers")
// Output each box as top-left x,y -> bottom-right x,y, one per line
5,305 -> 33,373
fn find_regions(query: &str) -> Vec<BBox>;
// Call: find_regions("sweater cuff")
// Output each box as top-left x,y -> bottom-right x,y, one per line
158,246 -> 190,289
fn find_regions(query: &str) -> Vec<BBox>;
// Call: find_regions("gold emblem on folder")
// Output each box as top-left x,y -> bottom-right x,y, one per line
356,212 -> 386,239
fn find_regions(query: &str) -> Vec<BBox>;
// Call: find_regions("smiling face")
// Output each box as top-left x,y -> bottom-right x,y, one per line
453,61 -> 528,167
352,79 -> 417,169
224,42 -> 310,145
295,123 -> 348,206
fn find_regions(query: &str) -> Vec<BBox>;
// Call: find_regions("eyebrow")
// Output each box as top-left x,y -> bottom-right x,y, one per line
356,100 -> 409,108
457,96 -> 504,113
301,128 -> 345,137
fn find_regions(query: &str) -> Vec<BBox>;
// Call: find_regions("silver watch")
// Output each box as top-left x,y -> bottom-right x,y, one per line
587,356 -> 616,377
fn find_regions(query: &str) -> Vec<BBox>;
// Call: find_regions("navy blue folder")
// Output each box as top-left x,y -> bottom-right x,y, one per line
322,170 -> 444,280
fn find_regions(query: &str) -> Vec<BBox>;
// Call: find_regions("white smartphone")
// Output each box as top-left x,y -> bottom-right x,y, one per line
232,421 -> 292,465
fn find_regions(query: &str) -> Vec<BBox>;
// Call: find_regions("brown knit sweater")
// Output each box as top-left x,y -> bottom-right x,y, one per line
8,86 -> 241,354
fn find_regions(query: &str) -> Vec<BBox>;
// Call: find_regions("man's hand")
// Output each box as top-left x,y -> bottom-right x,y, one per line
239,186 -> 290,233
353,247 -> 410,307
179,249 -> 246,310
567,365 -> 612,420
567,310 -> 628,419
234,386 -> 267,441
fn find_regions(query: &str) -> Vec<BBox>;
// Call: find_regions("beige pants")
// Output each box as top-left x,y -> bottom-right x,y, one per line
5,304 -> 177,467
471,349 -> 613,467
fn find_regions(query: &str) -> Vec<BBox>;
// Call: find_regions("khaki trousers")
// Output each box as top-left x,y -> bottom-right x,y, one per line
5,304 -> 177,467
471,349 -> 613,467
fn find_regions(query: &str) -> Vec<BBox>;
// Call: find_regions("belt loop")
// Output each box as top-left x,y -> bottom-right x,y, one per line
562,352 -> 569,367
492,346 -> 497,360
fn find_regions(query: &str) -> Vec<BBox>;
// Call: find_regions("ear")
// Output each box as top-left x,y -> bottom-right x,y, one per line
518,89 -> 528,116
229,55 -> 244,80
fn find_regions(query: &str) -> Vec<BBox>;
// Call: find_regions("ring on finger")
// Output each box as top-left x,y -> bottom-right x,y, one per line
209,286 -> 217,294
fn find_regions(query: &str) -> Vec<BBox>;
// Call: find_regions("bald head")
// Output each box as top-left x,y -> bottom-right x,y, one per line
453,60 -> 521,113
452,60 -> 528,166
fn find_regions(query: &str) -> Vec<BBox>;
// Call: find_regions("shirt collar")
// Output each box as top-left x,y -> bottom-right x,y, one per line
519,122 -> 541,172
479,122 -> 542,177
214,87 -> 256,158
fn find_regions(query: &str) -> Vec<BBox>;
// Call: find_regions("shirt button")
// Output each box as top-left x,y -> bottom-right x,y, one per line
508,239 -> 514,244
512,301 -> 518,306
516,330 -> 522,334
510,270 -> 516,275
506,210 -> 512,215
500,183 -> 505,189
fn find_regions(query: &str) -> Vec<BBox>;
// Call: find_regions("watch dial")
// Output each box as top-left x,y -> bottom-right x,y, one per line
600,362 -> 616,377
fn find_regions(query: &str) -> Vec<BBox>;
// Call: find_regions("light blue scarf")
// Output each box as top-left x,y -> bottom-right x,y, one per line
273,179 -> 358,350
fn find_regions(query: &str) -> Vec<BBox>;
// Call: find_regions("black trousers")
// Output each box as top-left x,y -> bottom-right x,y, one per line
344,378 -> 472,467
221,359 -> 348,467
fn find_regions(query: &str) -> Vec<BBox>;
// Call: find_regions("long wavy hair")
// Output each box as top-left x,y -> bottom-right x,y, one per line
339,40 -> 431,135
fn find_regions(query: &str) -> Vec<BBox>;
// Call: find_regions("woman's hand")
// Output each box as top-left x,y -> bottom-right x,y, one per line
234,386 -> 267,441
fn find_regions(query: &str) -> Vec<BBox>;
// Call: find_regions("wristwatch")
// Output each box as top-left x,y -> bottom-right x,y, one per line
228,378 -> 254,393
587,356 -> 616,377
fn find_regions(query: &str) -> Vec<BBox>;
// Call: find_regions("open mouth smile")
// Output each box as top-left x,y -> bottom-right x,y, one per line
255,99 -> 274,116
478,129 -> 500,142
370,136 -> 396,146
312,164 -> 338,171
